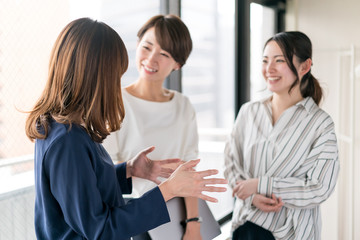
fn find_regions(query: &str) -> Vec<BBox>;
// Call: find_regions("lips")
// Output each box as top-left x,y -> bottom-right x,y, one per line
267,77 -> 280,83
267,77 -> 280,81
143,65 -> 157,73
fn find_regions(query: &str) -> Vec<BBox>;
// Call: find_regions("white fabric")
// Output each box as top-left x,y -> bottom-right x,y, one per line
103,89 -> 199,198
224,96 -> 339,240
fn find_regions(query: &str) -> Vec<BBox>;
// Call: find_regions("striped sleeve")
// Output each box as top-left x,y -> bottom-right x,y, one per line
224,106 -> 248,188
258,120 -> 340,208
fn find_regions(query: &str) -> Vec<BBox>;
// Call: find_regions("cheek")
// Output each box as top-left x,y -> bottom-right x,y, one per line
284,68 -> 298,82
261,67 -> 267,79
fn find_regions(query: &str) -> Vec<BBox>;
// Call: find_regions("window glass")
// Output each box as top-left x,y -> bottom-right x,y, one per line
98,0 -> 160,87
0,1 -> 158,238
181,0 -> 235,220
250,3 -> 276,101
0,0 -> 159,188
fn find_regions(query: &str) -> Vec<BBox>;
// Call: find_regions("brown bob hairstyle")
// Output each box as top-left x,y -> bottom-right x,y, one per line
25,18 -> 128,143
264,31 -> 323,105
137,14 -> 192,67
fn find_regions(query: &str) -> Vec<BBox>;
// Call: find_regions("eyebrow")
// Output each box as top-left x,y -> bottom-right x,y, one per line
144,40 -> 153,45
263,55 -> 284,58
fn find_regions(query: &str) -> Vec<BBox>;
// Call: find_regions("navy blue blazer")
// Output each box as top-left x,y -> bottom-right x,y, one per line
34,120 -> 170,239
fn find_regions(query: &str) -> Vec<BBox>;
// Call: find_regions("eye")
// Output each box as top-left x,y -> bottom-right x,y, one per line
276,59 -> 285,63
160,52 -> 170,58
262,59 -> 268,63
143,46 -> 150,51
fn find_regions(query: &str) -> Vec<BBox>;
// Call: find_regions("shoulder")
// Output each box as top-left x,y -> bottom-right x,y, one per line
36,121 -> 98,175
296,98 -> 336,139
172,91 -> 195,112
44,121 -> 95,157
237,99 -> 266,117
311,106 -> 335,131
172,90 -> 190,103
304,98 -> 335,126
121,87 -> 132,103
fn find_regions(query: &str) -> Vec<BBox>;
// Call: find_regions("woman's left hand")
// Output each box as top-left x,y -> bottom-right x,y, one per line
126,146 -> 181,184
252,194 -> 283,212
182,222 -> 202,240
232,178 -> 259,200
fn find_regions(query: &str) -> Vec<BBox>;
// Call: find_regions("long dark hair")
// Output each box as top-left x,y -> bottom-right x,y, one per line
265,31 -> 322,105
25,18 -> 128,142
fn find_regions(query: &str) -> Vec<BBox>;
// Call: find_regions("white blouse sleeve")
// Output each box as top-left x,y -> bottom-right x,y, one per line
182,99 -> 199,161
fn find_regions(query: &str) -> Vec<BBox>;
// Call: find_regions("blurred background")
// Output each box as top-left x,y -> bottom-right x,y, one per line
0,0 -> 359,239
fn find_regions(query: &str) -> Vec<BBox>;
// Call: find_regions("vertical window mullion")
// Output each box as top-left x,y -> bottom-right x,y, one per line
161,0 -> 182,92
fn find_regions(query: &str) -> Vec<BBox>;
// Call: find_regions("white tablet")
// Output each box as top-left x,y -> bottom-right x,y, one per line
149,198 -> 221,240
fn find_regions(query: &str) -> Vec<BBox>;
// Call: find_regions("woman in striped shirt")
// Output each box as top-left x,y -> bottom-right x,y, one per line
224,31 -> 339,240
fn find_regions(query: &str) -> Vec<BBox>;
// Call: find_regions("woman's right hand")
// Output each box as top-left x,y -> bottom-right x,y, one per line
252,194 -> 283,212
158,159 -> 228,203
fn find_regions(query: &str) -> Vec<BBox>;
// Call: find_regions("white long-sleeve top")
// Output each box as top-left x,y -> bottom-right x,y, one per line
224,96 -> 339,240
103,89 -> 199,198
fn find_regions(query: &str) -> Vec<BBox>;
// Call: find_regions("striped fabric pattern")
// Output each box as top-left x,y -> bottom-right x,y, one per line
224,96 -> 339,240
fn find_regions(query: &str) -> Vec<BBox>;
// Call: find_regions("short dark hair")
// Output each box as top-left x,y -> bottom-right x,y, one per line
265,31 -> 323,105
26,18 -> 128,142
137,14 -> 192,67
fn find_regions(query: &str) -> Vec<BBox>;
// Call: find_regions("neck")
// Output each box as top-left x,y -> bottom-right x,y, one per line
271,87 -> 303,124
126,78 -> 173,102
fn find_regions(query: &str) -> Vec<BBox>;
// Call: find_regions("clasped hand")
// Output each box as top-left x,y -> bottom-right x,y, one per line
252,194 -> 283,212
233,179 -> 283,212
232,179 -> 259,200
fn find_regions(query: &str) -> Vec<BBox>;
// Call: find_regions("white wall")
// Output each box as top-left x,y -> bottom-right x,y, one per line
286,0 -> 360,239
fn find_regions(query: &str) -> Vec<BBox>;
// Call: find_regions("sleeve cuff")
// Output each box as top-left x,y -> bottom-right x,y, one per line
258,176 -> 273,198
142,187 -> 170,223
115,162 -> 132,194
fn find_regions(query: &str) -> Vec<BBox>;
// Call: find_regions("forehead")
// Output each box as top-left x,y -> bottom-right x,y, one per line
140,27 -> 157,43
263,40 -> 283,57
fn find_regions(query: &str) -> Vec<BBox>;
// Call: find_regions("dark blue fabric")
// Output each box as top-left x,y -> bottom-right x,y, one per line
232,221 -> 275,240
34,120 -> 170,240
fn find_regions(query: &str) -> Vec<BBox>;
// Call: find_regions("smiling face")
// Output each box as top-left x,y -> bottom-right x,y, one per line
262,40 -> 302,96
135,27 -> 180,82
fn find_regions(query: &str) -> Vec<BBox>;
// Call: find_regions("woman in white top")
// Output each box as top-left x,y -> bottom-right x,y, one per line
224,31 -> 339,240
103,15 -> 202,240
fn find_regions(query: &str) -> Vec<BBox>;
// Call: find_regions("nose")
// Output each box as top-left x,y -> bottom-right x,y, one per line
266,60 -> 275,73
147,51 -> 158,64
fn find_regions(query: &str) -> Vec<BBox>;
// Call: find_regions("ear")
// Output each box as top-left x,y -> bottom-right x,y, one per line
299,58 -> 312,76
173,62 -> 181,71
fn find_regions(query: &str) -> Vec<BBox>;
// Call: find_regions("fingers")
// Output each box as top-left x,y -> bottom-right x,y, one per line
258,194 -> 275,205
202,177 -> 228,185
201,186 -> 227,193
158,168 -> 174,178
159,158 -> 181,165
232,184 -> 241,197
180,159 -> 200,170
263,205 -> 280,212
198,193 -> 219,203
271,194 -> 279,205
196,169 -> 219,178
271,194 -> 284,208
141,146 -> 155,155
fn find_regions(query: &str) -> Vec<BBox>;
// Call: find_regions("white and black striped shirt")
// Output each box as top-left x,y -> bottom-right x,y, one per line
224,96 -> 339,240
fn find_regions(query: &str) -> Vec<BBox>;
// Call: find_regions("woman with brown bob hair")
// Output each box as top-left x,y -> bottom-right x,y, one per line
103,14 -> 201,240
25,17 -> 227,240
